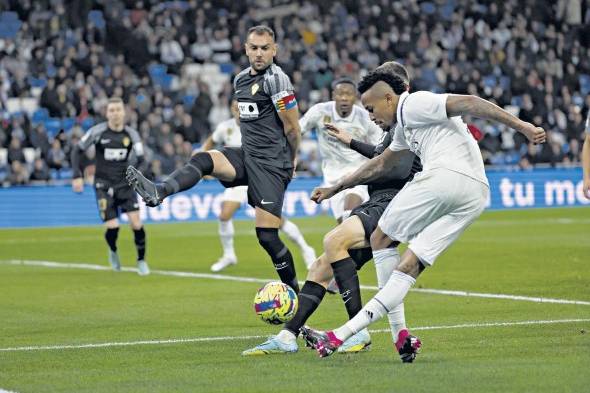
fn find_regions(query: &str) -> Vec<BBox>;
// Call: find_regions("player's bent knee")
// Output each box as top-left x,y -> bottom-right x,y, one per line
370,226 -> 393,249
323,229 -> 346,254
188,152 -> 214,175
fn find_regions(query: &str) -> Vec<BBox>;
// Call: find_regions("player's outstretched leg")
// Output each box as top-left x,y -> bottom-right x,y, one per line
125,166 -> 161,207
127,152 -> 214,207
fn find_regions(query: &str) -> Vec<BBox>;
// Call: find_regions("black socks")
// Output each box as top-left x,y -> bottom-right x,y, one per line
105,227 -> 119,252
158,152 -> 214,198
332,257 -> 362,319
284,281 -> 326,335
133,227 -> 146,261
256,227 -> 299,293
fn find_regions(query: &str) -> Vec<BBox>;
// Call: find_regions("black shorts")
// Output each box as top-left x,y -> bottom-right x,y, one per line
351,191 -> 397,240
219,147 -> 292,218
94,180 -> 139,222
348,191 -> 398,269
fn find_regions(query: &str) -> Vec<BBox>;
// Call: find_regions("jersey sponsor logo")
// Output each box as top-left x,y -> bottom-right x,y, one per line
104,148 -> 128,161
238,101 -> 260,119
100,138 -> 111,144
251,83 -> 260,95
274,93 -> 297,112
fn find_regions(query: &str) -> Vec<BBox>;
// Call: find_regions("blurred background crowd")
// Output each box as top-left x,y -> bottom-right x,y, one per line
1,0 -> 589,186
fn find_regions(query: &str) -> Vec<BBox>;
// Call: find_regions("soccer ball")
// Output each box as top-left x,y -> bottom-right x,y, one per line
253,281 -> 298,325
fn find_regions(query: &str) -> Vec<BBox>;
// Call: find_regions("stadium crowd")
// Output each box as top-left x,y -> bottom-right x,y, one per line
1,0 -> 589,186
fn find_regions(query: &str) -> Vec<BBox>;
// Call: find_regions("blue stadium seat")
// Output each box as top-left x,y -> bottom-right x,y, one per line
579,74 -> 590,96
28,77 -> 47,88
511,96 -> 523,107
32,108 -> 49,124
219,63 -> 234,75
483,75 -> 496,88
88,10 -> 105,29
81,117 -> 95,130
420,2 -> 436,14
149,64 -> 168,78
61,118 -> 76,132
0,11 -> 19,21
59,168 -> 73,179
183,94 -> 196,108
44,118 -> 62,136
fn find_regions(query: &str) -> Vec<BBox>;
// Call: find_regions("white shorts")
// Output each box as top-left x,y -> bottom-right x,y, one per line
378,168 -> 489,266
324,183 -> 369,220
221,185 -> 248,203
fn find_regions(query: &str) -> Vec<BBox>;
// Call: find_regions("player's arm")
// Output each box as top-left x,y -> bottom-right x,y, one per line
278,107 -> 301,165
582,130 -> 590,199
128,127 -> 148,173
446,94 -> 546,144
71,124 -> 102,192
324,123 -> 374,158
311,148 -> 414,203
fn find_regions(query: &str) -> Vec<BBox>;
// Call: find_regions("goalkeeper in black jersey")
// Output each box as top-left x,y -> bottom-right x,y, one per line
71,97 -> 150,275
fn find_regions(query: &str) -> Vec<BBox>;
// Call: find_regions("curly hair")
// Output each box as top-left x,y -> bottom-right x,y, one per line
358,70 -> 408,95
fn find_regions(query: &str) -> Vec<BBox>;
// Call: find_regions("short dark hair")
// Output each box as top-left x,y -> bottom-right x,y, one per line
331,77 -> 357,91
247,25 -> 275,40
377,61 -> 410,88
358,70 -> 407,95
107,97 -> 124,105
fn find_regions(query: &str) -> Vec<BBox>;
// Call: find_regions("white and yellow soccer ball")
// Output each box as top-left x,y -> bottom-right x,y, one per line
253,281 -> 298,325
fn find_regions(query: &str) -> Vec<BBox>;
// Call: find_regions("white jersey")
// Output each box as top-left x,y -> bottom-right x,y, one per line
389,91 -> 489,186
300,101 -> 382,184
211,118 -> 241,147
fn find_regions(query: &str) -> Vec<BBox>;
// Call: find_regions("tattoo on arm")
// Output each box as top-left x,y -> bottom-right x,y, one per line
446,95 -> 522,129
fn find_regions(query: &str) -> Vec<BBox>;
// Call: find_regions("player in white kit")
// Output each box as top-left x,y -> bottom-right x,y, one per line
582,110 -> 590,199
306,66 -> 547,359
202,99 -> 317,272
300,77 -> 382,222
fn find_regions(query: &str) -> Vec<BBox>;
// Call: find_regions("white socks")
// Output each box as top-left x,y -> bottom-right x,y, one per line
219,219 -> 236,258
334,270 -> 415,342
373,248 -> 407,342
281,219 -> 309,250
277,329 -> 296,343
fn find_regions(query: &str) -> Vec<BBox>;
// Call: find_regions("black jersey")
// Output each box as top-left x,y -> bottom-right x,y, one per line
76,122 -> 144,186
367,129 -> 422,197
233,63 -> 296,169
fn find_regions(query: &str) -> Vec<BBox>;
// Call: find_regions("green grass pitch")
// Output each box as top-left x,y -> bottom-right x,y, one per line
0,207 -> 589,393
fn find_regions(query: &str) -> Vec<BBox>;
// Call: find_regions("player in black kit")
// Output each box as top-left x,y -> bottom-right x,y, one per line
126,26 -> 302,291
71,97 -> 150,276
242,62 -> 422,361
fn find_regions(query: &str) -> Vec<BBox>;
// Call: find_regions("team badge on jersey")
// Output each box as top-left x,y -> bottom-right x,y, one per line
251,83 -> 260,95
322,115 -> 332,124
272,91 -> 297,112
122,137 -> 130,147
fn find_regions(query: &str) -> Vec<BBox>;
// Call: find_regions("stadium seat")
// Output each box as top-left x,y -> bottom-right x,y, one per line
27,77 -> 47,88
44,119 -> 62,136
32,108 -> 50,124
579,74 -> 590,96
511,96 -> 523,107
183,94 -> 196,108
483,75 -> 496,88
88,10 -> 105,29
219,63 -> 234,75
81,117 -> 95,130
149,64 -> 168,78
61,118 -> 76,132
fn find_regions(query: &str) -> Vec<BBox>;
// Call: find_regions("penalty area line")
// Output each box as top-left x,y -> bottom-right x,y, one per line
3,259 -> 590,306
1,318 -> 588,352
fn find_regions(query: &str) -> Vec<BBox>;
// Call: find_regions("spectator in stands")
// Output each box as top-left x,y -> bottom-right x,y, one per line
7,160 -> 29,185
7,138 -> 25,164
29,157 -> 51,183
47,139 -> 67,170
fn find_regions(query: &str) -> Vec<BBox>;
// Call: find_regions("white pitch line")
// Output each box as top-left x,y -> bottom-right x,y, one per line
3,259 -> 590,306
1,318 -> 588,353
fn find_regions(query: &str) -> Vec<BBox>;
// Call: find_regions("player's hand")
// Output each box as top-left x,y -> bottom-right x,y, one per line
311,185 -> 338,204
583,177 -> 590,200
72,178 -> 84,193
325,123 -> 352,145
518,122 -> 546,144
